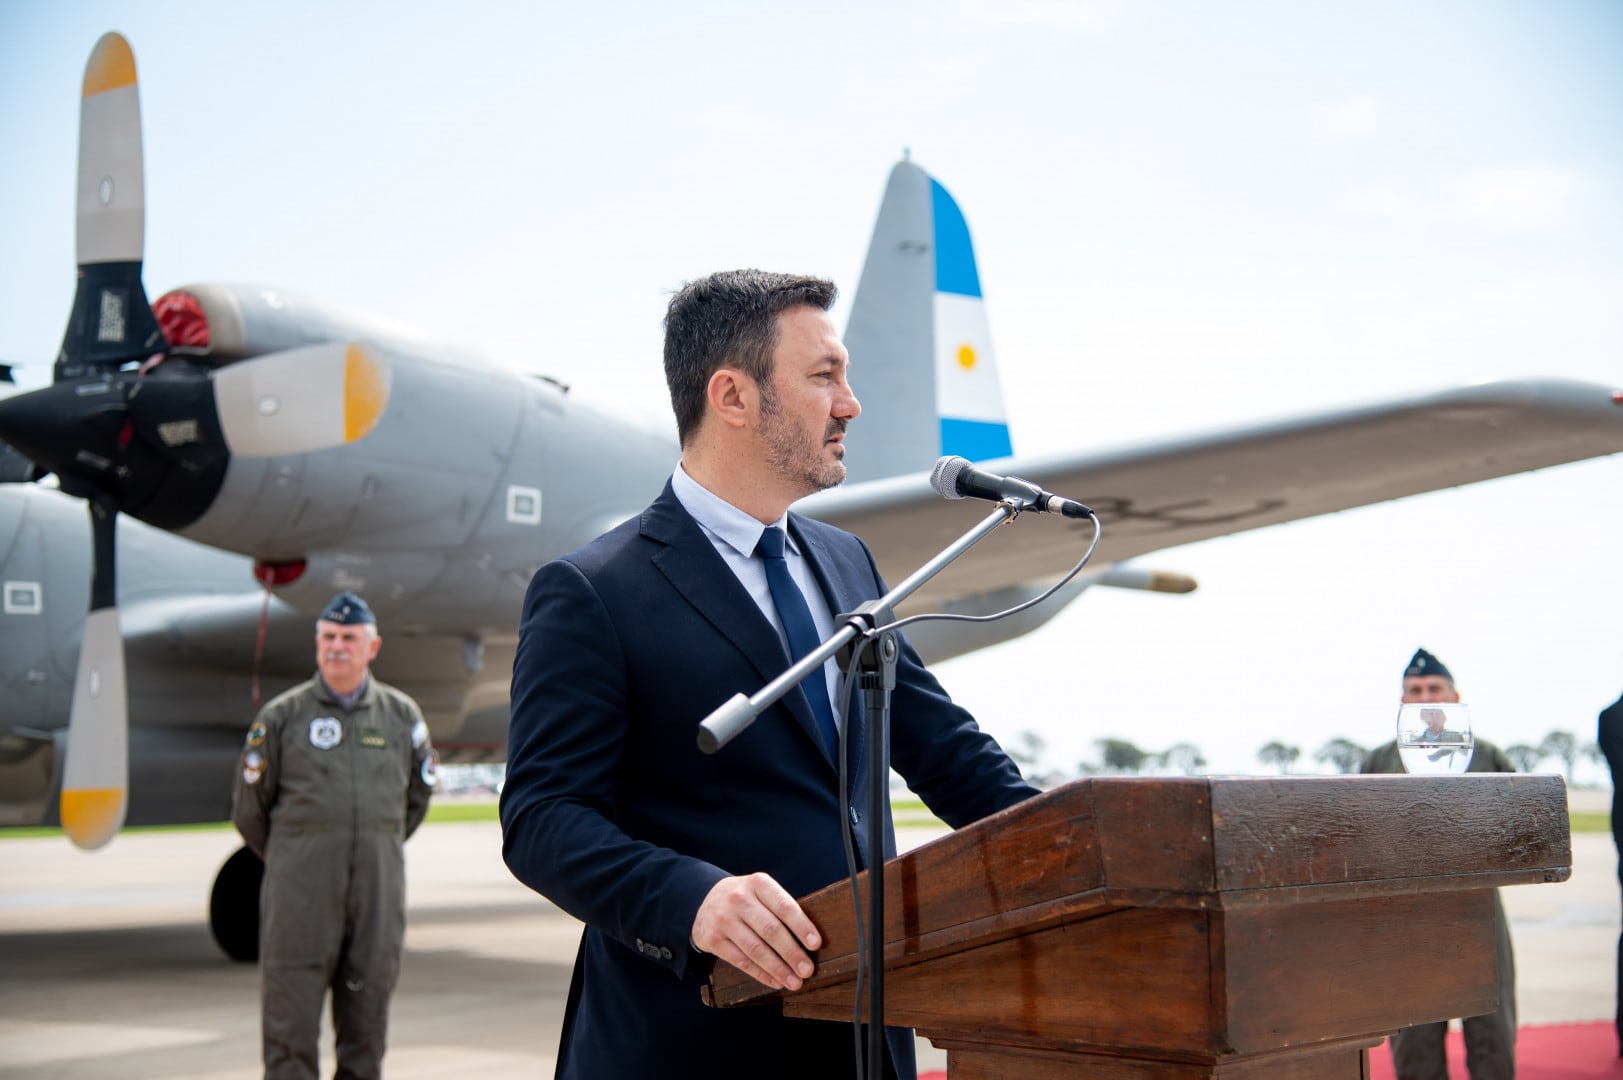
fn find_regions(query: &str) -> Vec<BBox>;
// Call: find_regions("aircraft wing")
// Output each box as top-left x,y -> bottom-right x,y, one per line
801,376 -> 1623,612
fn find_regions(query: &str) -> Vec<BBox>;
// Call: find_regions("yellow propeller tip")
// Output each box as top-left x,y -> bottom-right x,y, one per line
60,787 -> 126,850
83,32 -> 138,98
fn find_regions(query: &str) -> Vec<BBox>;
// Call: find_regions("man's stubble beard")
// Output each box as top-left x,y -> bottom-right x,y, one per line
757,385 -> 847,495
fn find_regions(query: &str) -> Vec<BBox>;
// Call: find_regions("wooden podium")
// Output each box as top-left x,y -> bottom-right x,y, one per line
706,775 -> 1571,1078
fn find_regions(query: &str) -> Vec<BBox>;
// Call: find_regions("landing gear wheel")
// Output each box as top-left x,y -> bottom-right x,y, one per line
209,845 -> 263,962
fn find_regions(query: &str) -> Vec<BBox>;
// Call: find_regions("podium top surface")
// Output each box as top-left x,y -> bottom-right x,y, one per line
707,773 -> 1571,1008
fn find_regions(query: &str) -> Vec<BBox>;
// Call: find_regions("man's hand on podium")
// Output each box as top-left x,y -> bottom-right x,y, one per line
692,872 -> 822,991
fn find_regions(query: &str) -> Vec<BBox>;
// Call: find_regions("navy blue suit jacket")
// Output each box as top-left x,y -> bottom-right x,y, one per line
501,482 -> 1037,1079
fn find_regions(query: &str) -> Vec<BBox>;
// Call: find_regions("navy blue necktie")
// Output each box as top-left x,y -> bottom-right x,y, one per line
756,526 -> 839,758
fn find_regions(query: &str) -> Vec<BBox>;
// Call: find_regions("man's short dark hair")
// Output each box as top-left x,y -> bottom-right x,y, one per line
662,269 -> 837,446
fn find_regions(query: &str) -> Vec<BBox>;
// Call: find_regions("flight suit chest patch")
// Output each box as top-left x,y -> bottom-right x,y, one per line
309,717 -> 342,749
359,726 -> 388,748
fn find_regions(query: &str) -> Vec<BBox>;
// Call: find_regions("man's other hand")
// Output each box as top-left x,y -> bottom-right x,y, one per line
691,872 -> 822,991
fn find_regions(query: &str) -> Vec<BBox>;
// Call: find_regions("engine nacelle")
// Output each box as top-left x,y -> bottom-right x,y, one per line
156,282 -> 487,367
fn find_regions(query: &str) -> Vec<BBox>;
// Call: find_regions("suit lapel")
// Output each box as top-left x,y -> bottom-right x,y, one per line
642,486 -> 832,763
790,514 -> 869,619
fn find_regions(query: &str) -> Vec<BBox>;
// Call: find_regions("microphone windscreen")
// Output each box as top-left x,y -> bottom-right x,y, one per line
929,455 -> 970,499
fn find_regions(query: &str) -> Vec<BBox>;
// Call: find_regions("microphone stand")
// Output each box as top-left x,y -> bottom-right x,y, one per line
841,600 -> 896,1080
698,499 -> 1022,1079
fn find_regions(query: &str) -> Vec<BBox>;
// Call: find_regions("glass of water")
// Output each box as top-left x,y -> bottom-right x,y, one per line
1395,702 -> 1474,775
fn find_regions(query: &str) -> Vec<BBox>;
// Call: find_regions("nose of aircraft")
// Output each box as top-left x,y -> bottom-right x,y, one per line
0,369 -> 231,529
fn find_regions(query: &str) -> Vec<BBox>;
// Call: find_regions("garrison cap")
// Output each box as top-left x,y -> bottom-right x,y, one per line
318,591 -> 376,626
1403,647 -> 1452,683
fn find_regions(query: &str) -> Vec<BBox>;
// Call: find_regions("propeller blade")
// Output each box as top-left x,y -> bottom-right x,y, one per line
78,33 -> 145,265
60,493 -> 128,850
213,342 -> 391,456
58,31 -> 164,381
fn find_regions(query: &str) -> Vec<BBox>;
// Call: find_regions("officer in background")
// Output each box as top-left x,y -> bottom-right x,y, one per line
1361,647 -> 1515,1080
233,591 -> 437,1080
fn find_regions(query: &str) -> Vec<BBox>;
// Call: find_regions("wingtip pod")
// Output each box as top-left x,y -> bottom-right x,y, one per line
1145,570 -> 1198,594
83,32 -> 138,98
1092,566 -> 1199,596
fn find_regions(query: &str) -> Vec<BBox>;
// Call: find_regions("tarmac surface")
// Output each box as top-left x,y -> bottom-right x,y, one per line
0,790 -> 1615,1079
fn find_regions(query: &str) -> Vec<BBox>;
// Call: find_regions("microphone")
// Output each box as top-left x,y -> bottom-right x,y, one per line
929,455 -> 1093,519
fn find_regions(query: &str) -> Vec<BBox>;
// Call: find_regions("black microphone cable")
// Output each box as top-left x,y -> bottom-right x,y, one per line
829,498 -> 1102,1080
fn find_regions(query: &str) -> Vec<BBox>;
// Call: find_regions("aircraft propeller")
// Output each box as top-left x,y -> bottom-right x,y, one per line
0,33 -> 390,849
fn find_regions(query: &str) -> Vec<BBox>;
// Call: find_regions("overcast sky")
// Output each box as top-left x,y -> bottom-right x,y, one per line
2,0 -> 1620,780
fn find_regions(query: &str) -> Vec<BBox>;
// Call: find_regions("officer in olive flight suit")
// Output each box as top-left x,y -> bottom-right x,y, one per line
232,591 -> 437,1080
1361,648 -> 1516,1080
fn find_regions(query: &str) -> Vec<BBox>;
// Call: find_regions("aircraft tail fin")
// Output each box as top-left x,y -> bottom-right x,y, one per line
841,159 -> 1012,485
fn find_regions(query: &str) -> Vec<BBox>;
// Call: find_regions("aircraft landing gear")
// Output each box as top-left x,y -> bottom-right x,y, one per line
209,846 -> 263,962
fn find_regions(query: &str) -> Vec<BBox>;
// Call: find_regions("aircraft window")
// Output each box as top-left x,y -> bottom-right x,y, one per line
507,486 -> 542,525
3,581 -> 43,615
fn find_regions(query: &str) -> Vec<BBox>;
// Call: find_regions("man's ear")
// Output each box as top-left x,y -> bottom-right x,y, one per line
706,367 -> 756,430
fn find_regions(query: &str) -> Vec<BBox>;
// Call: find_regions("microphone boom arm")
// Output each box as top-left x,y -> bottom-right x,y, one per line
696,500 -> 1019,754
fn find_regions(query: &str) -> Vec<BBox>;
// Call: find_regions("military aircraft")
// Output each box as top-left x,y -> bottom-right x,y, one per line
3,33 -> 1621,960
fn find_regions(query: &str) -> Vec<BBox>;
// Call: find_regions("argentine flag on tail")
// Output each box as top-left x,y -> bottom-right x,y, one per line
840,158 -> 1016,485
931,179 -> 1012,463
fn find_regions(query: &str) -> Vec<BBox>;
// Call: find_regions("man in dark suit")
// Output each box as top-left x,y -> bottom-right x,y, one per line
500,269 -> 1038,1080
1597,689 -> 1623,1055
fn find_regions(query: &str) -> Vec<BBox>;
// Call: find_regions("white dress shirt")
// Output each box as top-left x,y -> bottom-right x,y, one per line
670,463 -> 844,727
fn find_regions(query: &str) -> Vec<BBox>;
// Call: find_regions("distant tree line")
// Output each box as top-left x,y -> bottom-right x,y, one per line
1004,728 -> 1605,785
1257,729 -> 1600,777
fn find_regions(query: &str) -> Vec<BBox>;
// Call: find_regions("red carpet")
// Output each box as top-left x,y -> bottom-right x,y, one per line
917,1021 -> 1616,1079
1368,1022 -> 1619,1079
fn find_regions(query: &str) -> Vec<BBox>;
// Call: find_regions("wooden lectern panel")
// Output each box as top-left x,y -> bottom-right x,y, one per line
933,1037 -> 1377,1080
705,775 -> 1570,1077
783,889 -> 1496,1054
